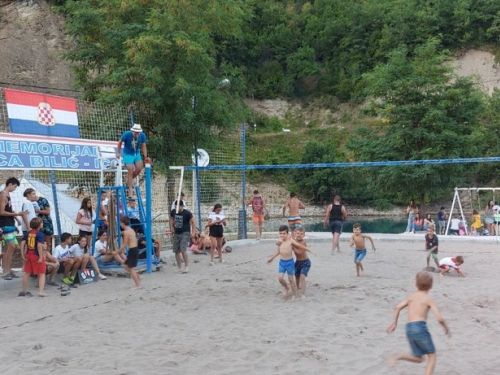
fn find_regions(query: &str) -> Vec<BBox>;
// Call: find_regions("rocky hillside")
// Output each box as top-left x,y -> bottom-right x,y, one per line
0,0 -> 73,94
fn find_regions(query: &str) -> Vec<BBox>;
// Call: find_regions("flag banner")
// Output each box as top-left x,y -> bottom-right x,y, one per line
0,132 -> 116,171
4,89 -> 80,138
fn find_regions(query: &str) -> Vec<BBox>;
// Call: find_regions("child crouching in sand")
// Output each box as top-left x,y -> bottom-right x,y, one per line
386,271 -> 450,375
439,256 -> 465,277
349,223 -> 376,276
268,225 -> 314,300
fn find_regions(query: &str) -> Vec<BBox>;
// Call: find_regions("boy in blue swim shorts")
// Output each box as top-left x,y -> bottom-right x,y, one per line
386,271 -> 450,375
268,225 -> 314,300
349,223 -> 376,277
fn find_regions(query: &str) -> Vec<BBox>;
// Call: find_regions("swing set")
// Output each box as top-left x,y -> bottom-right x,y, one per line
446,187 -> 500,239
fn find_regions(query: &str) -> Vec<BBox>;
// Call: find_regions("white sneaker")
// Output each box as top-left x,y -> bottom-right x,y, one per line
98,274 -> 107,280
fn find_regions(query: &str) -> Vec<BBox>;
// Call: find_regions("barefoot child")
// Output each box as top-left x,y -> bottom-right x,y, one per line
118,217 -> 142,289
386,271 -> 450,375
349,223 -> 376,276
268,225 -> 314,300
292,227 -> 316,299
19,217 -> 46,297
439,256 -> 465,277
425,225 -> 439,269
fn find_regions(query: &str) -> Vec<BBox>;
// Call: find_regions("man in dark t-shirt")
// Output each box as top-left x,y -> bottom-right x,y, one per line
170,201 -> 195,273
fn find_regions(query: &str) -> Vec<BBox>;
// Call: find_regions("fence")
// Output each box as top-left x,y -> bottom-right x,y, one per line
0,86 -> 253,251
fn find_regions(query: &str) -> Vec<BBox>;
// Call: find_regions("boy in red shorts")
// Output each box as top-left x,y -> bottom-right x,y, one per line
19,217 -> 46,297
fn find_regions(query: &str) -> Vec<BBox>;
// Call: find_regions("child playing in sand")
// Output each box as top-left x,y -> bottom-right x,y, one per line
386,271 -> 450,375
439,256 -> 465,277
292,227 -> 315,299
425,225 -> 439,269
19,217 -> 46,297
349,223 -> 376,276
267,225 -> 314,300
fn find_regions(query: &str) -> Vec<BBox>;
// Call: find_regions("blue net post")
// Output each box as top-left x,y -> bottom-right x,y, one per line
50,170 -> 62,244
238,123 -> 247,239
145,161 -> 153,274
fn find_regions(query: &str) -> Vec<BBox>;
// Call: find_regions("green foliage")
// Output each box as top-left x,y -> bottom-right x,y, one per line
349,39 -> 486,206
61,0 -> 248,169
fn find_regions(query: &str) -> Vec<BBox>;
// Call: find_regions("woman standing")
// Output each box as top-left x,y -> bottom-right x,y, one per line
76,198 -> 94,246
323,195 -> 347,254
206,204 -> 227,266
36,195 -> 54,253
484,200 -> 495,235
405,200 -> 417,233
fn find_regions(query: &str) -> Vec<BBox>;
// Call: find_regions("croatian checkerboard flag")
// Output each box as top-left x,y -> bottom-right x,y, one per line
4,89 -> 80,138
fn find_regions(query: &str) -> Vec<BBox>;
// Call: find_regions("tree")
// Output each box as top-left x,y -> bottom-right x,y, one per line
62,0 -> 248,170
348,39 -> 485,211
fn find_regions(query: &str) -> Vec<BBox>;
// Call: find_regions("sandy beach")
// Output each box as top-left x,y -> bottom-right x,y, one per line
0,233 -> 499,375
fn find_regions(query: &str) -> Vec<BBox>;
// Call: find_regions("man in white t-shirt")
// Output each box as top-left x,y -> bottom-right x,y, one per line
53,232 -> 81,285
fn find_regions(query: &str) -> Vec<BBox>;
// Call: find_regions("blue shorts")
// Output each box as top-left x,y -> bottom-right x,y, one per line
406,321 -> 435,357
278,258 -> 295,275
354,249 -> 367,263
295,259 -> 311,277
329,220 -> 343,234
123,153 -> 142,165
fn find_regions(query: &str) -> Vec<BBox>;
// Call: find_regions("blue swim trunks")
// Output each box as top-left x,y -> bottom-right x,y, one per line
278,258 -> 295,275
123,153 -> 142,165
295,259 -> 311,277
406,321 -> 435,357
354,248 -> 367,263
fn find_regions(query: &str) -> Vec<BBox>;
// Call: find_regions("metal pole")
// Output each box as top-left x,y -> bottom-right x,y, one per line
239,123 -> 247,239
145,161 -> 152,273
193,96 -> 202,229
50,170 -> 62,244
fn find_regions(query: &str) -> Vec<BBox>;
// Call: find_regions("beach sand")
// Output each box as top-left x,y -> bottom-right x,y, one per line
0,234 -> 499,375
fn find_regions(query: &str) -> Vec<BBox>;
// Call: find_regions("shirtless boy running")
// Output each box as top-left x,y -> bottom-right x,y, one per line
118,217 -> 142,289
386,271 -> 450,375
268,225 -> 315,300
349,223 -> 376,276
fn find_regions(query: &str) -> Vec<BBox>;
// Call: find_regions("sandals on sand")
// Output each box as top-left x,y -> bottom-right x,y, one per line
18,291 -> 33,297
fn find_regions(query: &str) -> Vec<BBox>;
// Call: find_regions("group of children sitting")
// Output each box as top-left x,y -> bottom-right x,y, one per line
187,227 -> 230,255
18,217 -> 108,297
18,212 -> 162,297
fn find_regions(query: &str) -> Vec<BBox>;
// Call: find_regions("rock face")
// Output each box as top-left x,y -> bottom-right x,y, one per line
0,0 -> 73,92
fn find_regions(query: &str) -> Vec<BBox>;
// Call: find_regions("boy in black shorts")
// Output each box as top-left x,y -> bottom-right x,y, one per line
293,227 -> 315,299
425,225 -> 439,269
118,217 -> 142,289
